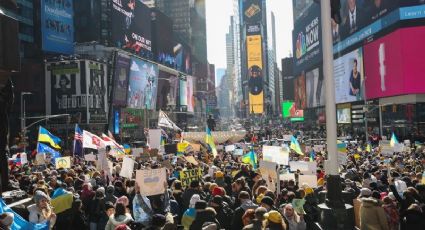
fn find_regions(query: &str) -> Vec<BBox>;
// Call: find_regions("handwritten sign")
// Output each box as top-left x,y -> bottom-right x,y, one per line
120,157 -> 135,179
55,156 -> 71,169
136,168 -> 166,196
180,168 -> 203,187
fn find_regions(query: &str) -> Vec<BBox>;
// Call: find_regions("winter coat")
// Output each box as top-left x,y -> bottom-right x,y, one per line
70,210 -> 89,230
382,203 -> 399,230
400,209 -> 425,230
27,204 -> 56,229
87,197 -> 106,223
213,203 -> 234,230
104,213 -> 133,230
182,188 -> 201,211
181,208 -> 196,230
189,208 -> 220,230
359,198 -> 390,230
242,219 -> 264,230
231,200 -> 259,230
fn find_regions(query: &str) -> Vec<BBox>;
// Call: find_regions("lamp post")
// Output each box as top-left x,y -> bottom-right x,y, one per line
20,92 -> 32,152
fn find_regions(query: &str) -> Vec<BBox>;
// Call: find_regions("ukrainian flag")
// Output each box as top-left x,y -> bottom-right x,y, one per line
38,126 -> 61,149
205,127 -> 218,157
337,142 -> 347,153
366,143 -> 372,153
290,136 -> 304,155
51,188 -> 73,214
242,150 -> 257,169
390,132 -> 398,147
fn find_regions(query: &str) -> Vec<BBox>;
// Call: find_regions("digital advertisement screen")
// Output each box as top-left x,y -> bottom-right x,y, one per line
156,71 -> 178,111
306,67 -> 324,108
112,53 -> 131,107
111,0 -> 152,54
243,0 -> 262,24
364,27 -> 425,99
152,9 -> 174,67
186,76 -> 195,113
41,0 -> 74,54
294,72 -> 306,110
337,107 -> 351,124
334,48 -> 364,104
174,42 -> 192,75
247,35 -> 264,114
282,101 -> 295,118
179,78 -> 187,107
292,0 -> 314,21
127,58 -> 159,110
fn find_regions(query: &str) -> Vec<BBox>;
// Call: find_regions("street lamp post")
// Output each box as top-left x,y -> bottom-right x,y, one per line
20,92 -> 32,152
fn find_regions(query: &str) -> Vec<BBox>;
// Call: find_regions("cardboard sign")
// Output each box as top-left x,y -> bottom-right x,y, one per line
55,156 -> 71,169
225,145 -> 236,153
298,175 -> 318,188
289,161 -> 316,174
279,173 -> 296,181
259,161 -> 278,192
132,148 -> 144,157
180,168 -> 203,187
190,144 -> 201,152
136,168 -> 167,196
184,156 -> 199,166
120,157 -> 135,179
84,153 -> 97,162
148,129 -> 162,149
263,145 -> 289,165
36,153 -> 46,165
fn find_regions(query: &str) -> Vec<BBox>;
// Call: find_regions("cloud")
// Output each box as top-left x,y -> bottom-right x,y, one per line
130,60 -> 140,71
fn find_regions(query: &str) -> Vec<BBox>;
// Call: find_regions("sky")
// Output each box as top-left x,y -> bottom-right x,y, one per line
206,0 -> 294,72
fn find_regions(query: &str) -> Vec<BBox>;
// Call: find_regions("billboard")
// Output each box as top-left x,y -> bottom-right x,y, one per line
41,0 -> 74,54
334,48 -> 364,104
294,72 -> 306,110
174,42 -> 192,75
127,58 -> 159,110
111,0 -> 152,54
337,104 -> 351,124
243,0 -> 262,24
247,35 -> 264,114
293,3 -> 321,74
152,10 -> 174,67
45,60 -> 108,124
112,53 -> 131,106
186,76 -> 195,113
156,71 -> 178,110
306,67 -> 324,108
364,27 -> 425,99
282,101 -> 295,118
179,77 -> 187,107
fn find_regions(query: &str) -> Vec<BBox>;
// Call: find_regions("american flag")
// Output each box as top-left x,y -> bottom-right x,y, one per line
73,124 -> 83,156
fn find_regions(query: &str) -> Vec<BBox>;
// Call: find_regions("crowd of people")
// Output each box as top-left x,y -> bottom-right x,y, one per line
0,127 -> 424,230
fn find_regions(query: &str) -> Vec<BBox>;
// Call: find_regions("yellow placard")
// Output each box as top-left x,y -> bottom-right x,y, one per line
247,35 -> 263,114
179,168 -> 203,187
55,156 -> 71,169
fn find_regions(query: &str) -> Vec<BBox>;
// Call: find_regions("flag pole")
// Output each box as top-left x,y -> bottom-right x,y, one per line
72,124 -> 77,157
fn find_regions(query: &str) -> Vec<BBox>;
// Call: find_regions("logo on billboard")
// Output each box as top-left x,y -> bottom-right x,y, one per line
245,3 -> 261,19
296,17 -> 319,59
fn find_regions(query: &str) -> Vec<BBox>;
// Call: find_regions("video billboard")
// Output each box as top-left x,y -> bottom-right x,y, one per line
156,71 -> 178,110
179,77 -> 187,107
112,53 -> 131,107
306,67 -> 324,108
127,58 -> 159,110
337,104 -> 351,124
364,27 -> 425,99
41,0 -> 74,54
174,42 -> 192,75
152,10 -> 174,67
243,0 -> 262,24
293,3 -> 321,74
292,0 -> 314,21
186,76 -> 195,113
111,0 -> 152,54
334,48 -> 364,104
294,72 -> 306,110
247,35 -> 264,114
85,61 -> 108,124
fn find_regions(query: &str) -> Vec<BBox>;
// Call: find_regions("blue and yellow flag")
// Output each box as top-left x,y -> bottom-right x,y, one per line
205,127 -> 218,157
0,198 -> 49,230
290,136 -> 304,155
51,188 -> 73,214
390,132 -> 399,147
38,126 -> 61,149
37,143 -> 61,164
309,150 -> 315,162
366,143 -> 372,153
242,150 -> 257,169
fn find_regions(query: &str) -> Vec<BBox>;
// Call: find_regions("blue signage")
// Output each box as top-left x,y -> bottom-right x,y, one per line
114,110 -> 120,135
41,0 -> 74,54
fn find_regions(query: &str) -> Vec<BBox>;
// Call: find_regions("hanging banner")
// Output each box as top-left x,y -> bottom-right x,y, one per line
136,168 -> 167,196
247,35 -> 264,114
180,168 -> 203,188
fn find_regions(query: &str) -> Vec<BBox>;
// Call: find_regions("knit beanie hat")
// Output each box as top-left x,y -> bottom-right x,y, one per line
34,190 -> 49,204
189,194 -> 201,208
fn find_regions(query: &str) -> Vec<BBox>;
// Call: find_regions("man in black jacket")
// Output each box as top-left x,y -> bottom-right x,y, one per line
231,191 -> 258,229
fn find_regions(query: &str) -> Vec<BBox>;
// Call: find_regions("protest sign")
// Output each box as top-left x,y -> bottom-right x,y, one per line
184,156 -> 199,166
259,161 -> 278,192
338,151 -> 348,165
84,153 -> 96,162
180,168 -> 203,187
313,145 -> 324,152
233,149 -> 244,156
148,129 -> 162,149
292,199 -> 306,214
263,145 -> 289,165
282,135 -> 292,141
298,175 -> 318,188
132,148 -> 144,158
279,173 -> 296,181
225,145 -> 236,153
289,161 -> 316,174
120,157 -> 135,179
177,142 -> 190,153
394,143 -> 404,153
20,153 -> 28,165
55,157 -> 71,169
190,144 -> 201,152
380,141 -> 394,156
35,153 -> 45,165
136,168 -> 167,196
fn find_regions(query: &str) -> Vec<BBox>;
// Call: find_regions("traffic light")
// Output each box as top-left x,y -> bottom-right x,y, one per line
314,0 -> 341,24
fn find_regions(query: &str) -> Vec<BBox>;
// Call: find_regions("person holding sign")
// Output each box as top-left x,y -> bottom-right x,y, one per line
282,203 -> 306,230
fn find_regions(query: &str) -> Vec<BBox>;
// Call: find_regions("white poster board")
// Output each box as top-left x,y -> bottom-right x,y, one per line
283,135 -> 293,141
299,175 -> 318,188
393,143 -> 404,153
280,173 -> 296,181
36,153 -> 46,165
132,148 -> 144,157
20,153 -> 28,165
338,151 -> 347,165
136,168 -> 167,196
120,157 -> 135,179
380,140 -> 394,156
148,129 -> 162,150
233,149 -> 244,156
225,145 -> 236,153
84,153 -> 97,162
289,161 -> 317,174
259,161 -> 278,192
263,145 -> 289,165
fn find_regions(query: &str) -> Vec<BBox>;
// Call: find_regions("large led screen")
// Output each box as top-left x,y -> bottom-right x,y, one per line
306,68 -> 324,108
334,48 -> 364,104
127,58 -> 159,110
364,27 -> 425,99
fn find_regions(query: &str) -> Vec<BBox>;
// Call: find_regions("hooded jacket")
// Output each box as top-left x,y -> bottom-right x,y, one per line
27,204 -> 57,229
105,185 -> 117,204
359,198 -> 389,230
189,208 -> 220,230
104,213 -> 133,230
231,200 -> 258,230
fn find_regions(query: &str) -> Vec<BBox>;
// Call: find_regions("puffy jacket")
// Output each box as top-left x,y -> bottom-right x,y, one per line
189,208 -> 220,230
104,213 -> 133,230
359,198 -> 389,230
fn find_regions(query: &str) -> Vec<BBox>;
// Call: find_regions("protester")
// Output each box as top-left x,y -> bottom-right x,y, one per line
104,202 -> 133,230
28,190 -> 57,229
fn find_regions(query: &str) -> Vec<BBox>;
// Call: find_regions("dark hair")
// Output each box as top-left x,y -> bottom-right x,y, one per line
239,191 -> 251,200
115,202 -> 126,216
353,59 -> 358,65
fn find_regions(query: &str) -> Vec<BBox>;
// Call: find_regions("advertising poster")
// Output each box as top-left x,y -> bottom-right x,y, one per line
111,0 -> 152,54
364,27 -> 425,99
334,48 -> 364,104
86,61 -> 108,124
306,68 -> 324,108
127,58 -> 159,110
186,76 -> 195,113
243,0 -> 262,24
179,78 -> 188,107
157,72 -> 179,110
152,10 -> 174,66
46,61 -> 83,119
136,168 -> 167,196
247,35 -> 264,114
113,53 -> 131,106
41,0 -> 74,54
337,104 -> 351,124
174,42 -> 192,75
293,3 -> 321,74
294,73 -> 306,110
